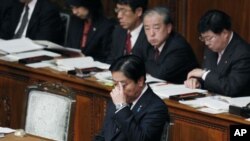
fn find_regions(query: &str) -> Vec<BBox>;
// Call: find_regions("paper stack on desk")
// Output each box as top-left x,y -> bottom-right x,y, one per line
149,83 -> 207,99
0,38 -> 44,54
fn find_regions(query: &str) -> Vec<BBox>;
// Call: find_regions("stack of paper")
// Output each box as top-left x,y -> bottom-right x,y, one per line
0,50 -> 61,62
0,38 -> 44,54
150,83 -> 207,99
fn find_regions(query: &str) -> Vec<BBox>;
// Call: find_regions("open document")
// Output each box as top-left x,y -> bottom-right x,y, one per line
0,38 -> 44,54
149,83 -> 207,99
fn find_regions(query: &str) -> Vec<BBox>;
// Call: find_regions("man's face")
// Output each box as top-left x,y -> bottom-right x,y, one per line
71,6 -> 89,19
112,71 -> 143,103
115,4 -> 142,31
199,30 -> 228,52
144,13 -> 172,48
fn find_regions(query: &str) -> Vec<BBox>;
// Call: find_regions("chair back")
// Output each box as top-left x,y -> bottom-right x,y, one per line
60,12 -> 70,46
23,82 -> 75,141
161,122 -> 173,141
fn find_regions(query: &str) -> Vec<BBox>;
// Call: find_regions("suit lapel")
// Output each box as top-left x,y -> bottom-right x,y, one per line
27,0 -> 40,34
110,87 -> 153,141
216,34 -> 236,72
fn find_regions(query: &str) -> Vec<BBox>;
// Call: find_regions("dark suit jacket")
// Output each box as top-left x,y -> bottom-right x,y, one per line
0,0 -> 12,25
66,16 -> 115,62
94,86 -> 169,141
106,25 -> 150,64
202,32 -> 250,97
134,32 -> 199,84
0,0 -> 64,44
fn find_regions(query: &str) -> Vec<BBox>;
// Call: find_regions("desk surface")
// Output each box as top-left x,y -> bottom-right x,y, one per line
0,133 -> 53,141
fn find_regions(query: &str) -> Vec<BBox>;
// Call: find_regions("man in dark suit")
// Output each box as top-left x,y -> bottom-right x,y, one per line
94,55 -> 169,141
106,0 -> 150,64
0,0 -> 64,44
66,0 -> 115,62
0,0 -> 13,29
184,10 -> 250,97
135,6 -> 198,84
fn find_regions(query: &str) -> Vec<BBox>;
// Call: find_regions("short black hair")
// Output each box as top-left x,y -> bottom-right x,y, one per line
113,0 -> 148,13
109,55 -> 146,83
66,0 -> 104,19
198,9 -> 231,34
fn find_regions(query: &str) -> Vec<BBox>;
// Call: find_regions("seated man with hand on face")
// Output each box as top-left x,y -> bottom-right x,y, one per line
134,6 -> 198,84
184,10 -> 250,97
94,55 -> 169,141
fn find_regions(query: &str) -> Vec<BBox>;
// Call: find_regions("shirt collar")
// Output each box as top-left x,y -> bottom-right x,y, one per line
27,0 -> 37,19
219,32 -> 234,55
131,84 -> 148,109
156,41 -> 166,53
128,23 -> 143,48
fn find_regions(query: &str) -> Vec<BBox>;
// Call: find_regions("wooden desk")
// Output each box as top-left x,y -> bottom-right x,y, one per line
0,60 -> 250,141
0,60 -> 111,141
0,133 -> 53,141
165,99 -> 250,141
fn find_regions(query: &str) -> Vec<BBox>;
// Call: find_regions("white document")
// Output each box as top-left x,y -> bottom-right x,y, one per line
55,56 -> 110,71
0,38 -> 44,54
230,96 -> 250,107
33,40 -> 64,48
26,61 -> 57,68
180,96 -> 230,114
0,50 -> 61,62
146,74 -> 166,83
0,127 -> 16,133
150,83 -> 207,99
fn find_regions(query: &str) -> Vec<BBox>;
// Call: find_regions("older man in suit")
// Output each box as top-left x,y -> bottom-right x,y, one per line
184,10 -> 250,97
0,0 -> 64,44
106,0 -> 150,64
134,6 -> 198,84
94,55 -> 169,141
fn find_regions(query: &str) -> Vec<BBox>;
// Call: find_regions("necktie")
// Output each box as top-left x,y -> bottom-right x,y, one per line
125,32 -> 132,54
81,22 -> 91,48
14,6 -> 29,38
154,48 -> 160,61
217,52 -> 222,64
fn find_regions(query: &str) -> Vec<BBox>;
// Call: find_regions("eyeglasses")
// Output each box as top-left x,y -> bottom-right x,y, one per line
114,8 -> 132,15
199,35 -> 217,42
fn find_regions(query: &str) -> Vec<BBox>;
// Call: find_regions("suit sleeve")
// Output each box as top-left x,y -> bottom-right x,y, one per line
204,52 -> 250,97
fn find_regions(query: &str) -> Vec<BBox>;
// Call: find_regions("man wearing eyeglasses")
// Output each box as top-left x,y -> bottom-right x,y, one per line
106,0 -> 150,64
184,9 -> 250,97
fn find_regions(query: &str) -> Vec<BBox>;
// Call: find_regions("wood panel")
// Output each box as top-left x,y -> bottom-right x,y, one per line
0,60 -> 110,141
165,99 -> 250,141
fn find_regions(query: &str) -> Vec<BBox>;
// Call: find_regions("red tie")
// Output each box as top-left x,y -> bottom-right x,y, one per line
81,22 -> 91,48
125,32 -> 132,54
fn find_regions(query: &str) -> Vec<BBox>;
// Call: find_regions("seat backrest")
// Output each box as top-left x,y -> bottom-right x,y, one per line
23,82 -> 75,141
60,12 -> 70,46
161,122 -> 173,141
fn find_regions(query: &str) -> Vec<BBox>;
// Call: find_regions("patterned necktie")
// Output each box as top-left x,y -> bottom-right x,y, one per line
14,6 -> 29,38
154,48 -> 160,61
125,32 -> 132,54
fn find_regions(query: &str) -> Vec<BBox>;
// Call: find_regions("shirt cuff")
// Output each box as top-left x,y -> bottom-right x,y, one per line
202,70 -> 210,80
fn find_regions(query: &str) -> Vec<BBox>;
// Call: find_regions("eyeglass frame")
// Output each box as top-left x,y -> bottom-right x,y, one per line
199,35 -> 217,42
114,7 -> 132,15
